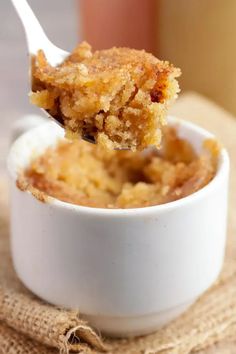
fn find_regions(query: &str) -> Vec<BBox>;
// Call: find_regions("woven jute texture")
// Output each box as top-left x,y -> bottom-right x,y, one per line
0,93 -> 236,353
0,323 -> 56,354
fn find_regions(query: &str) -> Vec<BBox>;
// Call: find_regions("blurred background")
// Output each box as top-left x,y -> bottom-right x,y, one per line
1,0 -> 236,170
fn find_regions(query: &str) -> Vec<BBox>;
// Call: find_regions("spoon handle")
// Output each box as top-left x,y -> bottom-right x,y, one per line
11,0 -> 50,55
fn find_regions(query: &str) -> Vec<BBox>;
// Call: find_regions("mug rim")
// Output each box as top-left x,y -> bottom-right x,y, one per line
7,116 -> 230,216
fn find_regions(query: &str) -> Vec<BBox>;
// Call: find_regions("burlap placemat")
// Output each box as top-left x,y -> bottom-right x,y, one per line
0,93 -> 236,353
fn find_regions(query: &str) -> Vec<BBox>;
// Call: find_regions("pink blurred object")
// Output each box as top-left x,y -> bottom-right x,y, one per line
80,0 -> 156,52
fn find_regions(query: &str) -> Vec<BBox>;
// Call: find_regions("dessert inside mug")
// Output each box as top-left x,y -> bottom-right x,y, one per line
17,118 -> 219,209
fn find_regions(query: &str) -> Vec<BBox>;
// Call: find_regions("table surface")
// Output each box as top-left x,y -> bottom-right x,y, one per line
1,92 -> 236,353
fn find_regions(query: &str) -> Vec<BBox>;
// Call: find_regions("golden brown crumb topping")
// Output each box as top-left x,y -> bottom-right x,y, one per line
30,42 -> 180,150
21,127 -> 218,209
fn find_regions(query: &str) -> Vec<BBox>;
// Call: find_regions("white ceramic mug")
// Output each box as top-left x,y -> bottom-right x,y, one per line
7,116 -> 229,337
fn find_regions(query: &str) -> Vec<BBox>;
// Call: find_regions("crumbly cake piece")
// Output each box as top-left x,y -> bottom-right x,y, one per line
30,42 -> 181,150
22,127 -> 218,209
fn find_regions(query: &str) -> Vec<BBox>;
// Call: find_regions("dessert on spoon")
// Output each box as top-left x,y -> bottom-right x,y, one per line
31,43 -> 180,151
12,0 -> 180,151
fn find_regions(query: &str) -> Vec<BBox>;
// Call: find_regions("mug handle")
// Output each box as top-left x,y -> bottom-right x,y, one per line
11,114 -> 47,143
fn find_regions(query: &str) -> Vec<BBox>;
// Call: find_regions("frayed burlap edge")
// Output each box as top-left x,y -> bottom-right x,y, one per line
1,279 -> 236,354
0,286 -> 109,353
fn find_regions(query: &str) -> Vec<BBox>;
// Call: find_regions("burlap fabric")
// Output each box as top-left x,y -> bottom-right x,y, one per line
0,93 -> 236,353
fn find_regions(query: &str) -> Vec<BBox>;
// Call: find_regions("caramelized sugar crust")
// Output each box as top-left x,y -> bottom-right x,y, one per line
22,127 -> 218,209
30,42 -> 181,150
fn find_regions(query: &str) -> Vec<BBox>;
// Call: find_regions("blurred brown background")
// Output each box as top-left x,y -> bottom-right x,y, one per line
158,0 -> 236,118
80,0 -> 156,52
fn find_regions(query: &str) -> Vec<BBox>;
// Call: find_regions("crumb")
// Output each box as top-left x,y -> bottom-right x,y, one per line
16,175 -> 48,203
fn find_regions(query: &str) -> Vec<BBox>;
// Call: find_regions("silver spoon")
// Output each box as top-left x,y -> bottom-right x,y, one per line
11,0 -> 98,145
